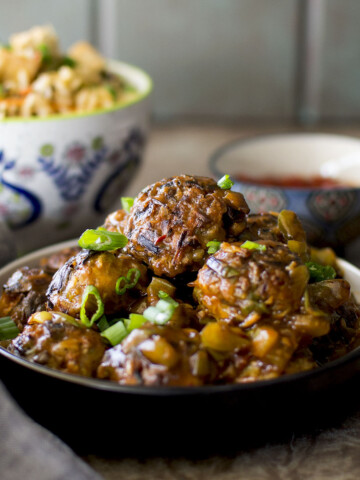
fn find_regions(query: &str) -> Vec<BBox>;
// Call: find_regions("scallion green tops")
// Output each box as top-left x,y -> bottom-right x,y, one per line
0,316 -> 19,341
306,262 -> 336,283
121,197 -> 134,213
241,241 -> 266,252
78,229 -> 128,251
217,174 -> 234,190
206,240 -> 221,254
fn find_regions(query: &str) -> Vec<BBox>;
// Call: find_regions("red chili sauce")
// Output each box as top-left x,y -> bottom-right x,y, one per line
236,174 -> 347,189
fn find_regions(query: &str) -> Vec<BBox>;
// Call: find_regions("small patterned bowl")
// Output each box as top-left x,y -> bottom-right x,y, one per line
0,60 -> 152,253
209,133 -> 360,249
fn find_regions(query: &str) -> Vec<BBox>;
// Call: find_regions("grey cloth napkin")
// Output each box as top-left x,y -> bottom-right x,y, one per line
0,382 -> 102,480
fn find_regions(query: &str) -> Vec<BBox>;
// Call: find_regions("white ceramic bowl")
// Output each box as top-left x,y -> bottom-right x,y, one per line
0,60 -> 152,253
210,133 -> 360,248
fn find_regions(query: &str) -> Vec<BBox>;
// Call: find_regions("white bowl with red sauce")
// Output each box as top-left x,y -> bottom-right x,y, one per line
209,133 -> 360,249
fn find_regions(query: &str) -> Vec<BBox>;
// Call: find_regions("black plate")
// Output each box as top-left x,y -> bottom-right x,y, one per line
1,245 -> 360,455
2,342 -> 360,456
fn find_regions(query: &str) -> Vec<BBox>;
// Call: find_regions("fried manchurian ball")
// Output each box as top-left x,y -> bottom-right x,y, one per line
39,246 -> 81,274
103,209 -> 129,233
98,324 -> 221,386
9,311 -> 106,377
124,175 -> 250,277
0,267 -> 52,331
194,241 -> 309,326
47,249 -> 148,318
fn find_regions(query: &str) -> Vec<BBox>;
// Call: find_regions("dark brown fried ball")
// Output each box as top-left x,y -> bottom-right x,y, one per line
124,175 -> 250,277
47,249 -> 148,318
0,267 -> 52,331
39,246 -> 81,274
103,209 -> 129,233
194,241 -> 309,325
9,312 -> 105,377
97,324 -> 217,386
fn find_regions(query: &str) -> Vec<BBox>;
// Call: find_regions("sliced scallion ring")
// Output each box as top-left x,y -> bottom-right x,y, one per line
241,240 -> 266,252
0,316 -> 19,341
78,229 -> 128,251
80,285 -> 105,327
217,174 -> 234,190
97,315 -> 110,332
158,290 -> 169,299
206,240 -> 221,254
157,291 -> 178,307
143,297 -> 179,325
115,276 -> 127,295
115,268 -> 141,295
100,321 -> 128,346
126,268 -> 141,289
124,313 -> 147,332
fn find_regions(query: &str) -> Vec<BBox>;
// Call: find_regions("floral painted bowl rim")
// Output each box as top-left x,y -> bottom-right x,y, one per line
0,239 -> 360,396
0,59 -> 153,124
208,131 -> 360,193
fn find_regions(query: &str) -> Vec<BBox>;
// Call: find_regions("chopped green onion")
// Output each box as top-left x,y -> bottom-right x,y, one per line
127,269 -> 141,288
106,85 -> 117,101
158,290 -> 169,299
0,316 -> 19,341
217,174 -> 234,190
306,262 -> 336,283
0,84 -> 5,98
157,291 -> 178,306
97,315 -> 110,332
206,240 -> 221,254
241,240 -> 266,252
143,297 -> 179,325
80,285 -> 104,327
115,277 -> 127,295
100,321 -> 128,346
61,56 -> 77,68
78,229 -> 128,251
121,197 -> 134,213
107,317 -> 122,327
124,313 -> 147,332
115,268 -> 141,295
38,43 -> 52,64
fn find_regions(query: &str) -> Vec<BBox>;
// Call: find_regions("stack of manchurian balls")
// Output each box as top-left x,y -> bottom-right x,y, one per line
1,175 -> 359,386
